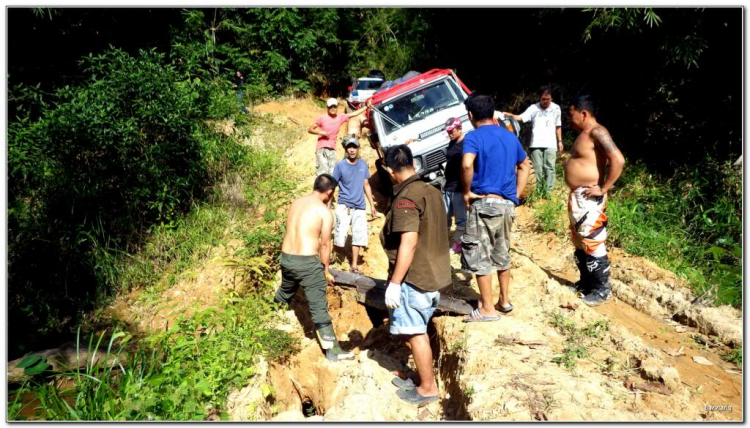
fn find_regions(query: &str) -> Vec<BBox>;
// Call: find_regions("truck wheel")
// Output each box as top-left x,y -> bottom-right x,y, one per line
375,159 -> 393,197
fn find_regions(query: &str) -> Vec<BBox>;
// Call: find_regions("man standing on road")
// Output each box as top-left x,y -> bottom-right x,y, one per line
381,145 -> 451,406
442,117 -> 467,254
461,94 -> 531,322
332,136 -> 378,274
309,98 -> 369,176
503,87 -> 562,196
564,95 -> 625,307
273,174 -> 354,362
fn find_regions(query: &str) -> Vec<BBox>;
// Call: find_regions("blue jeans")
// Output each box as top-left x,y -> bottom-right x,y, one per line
443,190 -> 466,229
388,282 -> 440,335
237,91 -> 249,113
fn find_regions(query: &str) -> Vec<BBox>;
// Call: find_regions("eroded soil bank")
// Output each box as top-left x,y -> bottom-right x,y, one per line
222,97 -> 741,421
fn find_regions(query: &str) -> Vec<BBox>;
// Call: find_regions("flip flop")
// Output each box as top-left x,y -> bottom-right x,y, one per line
395,387 -> 438,406
463,308 -> 500,323
392,376 -> 416,390
497,303 -> 514,314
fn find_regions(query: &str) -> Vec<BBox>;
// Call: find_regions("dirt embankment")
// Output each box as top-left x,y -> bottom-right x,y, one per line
81,96 -> 739,421
223,96 -> 741,422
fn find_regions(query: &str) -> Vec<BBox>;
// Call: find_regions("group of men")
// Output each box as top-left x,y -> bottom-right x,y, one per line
273,90 -> 624,407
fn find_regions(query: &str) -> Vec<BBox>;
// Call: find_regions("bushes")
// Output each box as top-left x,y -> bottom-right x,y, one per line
607,160 -> 741,306
7,48 -> 250,357
9,299 -> 299,421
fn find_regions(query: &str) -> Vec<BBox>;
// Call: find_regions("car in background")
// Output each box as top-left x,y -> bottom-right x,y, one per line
346,77 -> 384,112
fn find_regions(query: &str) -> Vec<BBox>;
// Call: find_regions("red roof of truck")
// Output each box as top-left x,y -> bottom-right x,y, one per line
368,69 -> 471,106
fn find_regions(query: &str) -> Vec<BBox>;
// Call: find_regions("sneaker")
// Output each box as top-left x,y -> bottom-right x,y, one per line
582,290 -> 612,307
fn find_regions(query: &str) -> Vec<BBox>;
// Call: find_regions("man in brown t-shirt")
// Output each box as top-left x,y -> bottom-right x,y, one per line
379,144 -> 451,407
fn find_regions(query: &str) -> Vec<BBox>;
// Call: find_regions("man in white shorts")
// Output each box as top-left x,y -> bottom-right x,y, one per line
332,136 -> 377,274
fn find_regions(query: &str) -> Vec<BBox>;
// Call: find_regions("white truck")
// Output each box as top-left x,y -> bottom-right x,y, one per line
364,69 -> 519,191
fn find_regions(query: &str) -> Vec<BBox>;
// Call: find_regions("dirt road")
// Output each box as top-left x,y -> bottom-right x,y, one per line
223,97 -> 742,421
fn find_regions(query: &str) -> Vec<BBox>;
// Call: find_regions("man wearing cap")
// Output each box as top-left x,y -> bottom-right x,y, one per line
309,98 -> 370,176
332,136 -> 378,274
503,87 -> 563,196
443,117 -> 467,254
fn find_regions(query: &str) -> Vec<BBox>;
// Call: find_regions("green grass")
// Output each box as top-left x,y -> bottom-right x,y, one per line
721,347 -> 742,366
606,161 -> 741,307
532,197 -> 567,237
9,299 -> 299,421
548,310 -> 610,370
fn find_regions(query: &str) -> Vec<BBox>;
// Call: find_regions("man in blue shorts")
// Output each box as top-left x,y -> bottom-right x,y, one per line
380,145 -> 451,407
461,94 -> 531,322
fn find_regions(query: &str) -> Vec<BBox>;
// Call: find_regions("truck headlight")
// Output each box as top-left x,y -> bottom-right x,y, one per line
413,157 -> 423,173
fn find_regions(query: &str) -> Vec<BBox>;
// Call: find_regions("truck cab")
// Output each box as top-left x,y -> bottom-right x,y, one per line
365,69 -> 519,190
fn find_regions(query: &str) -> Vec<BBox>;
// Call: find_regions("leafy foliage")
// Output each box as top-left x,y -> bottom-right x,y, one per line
172,8 -> 342,97
607,161 -> 742,306
7,48 -> 250,357
9,301 -> 298,421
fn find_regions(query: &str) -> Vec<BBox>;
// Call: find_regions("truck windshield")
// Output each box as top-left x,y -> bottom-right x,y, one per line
374,79 -> 465,135
356,80 -> 383,90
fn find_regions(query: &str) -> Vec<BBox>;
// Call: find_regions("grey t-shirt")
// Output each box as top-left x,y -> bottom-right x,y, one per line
333,159 -> 370,209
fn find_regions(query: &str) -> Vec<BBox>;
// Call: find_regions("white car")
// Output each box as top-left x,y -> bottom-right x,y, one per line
346,77 -> 384,112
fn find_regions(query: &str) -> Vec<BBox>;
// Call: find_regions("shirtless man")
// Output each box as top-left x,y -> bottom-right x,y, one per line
564,95 -> 625,307
273,174 -> 354,361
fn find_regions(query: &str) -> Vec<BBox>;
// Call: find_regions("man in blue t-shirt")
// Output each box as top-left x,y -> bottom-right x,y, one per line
332,136 -> 378,274
460,94 -> 531,323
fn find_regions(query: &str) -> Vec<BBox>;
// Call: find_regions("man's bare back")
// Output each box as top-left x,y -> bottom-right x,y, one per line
281,194 -> 334,256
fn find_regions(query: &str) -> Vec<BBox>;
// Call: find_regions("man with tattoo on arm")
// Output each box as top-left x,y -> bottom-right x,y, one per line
564,95 -> 625,306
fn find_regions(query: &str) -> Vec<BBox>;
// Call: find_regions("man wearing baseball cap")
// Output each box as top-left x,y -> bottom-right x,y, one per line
332,136 -> 378,274
443,117 -> 467,254
308,98 -> 370,176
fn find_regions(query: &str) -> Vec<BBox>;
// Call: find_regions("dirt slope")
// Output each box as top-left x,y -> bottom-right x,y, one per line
229,96 -> 742,422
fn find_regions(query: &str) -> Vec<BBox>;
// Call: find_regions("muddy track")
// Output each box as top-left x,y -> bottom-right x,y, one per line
224,97 -> 742,421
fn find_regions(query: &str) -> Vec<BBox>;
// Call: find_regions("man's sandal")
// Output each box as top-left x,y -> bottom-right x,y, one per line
396,387 -> 438,406
392,376 -> 416,390
496,303 -> 514,314
463,308 -> 500,323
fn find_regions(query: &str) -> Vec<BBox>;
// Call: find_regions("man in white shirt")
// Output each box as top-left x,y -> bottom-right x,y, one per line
503,88 -> 562,195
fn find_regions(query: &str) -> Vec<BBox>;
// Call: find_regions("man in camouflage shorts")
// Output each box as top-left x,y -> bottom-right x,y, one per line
460,94 -> 531,322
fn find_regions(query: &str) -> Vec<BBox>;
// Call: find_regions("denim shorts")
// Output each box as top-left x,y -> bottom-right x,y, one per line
389,282 -> 440,335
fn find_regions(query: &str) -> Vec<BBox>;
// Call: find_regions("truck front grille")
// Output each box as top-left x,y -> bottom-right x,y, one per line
425,150 -> 447,170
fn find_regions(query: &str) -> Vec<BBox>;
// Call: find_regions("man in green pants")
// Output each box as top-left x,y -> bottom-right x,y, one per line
273,174 -> 354,361
503,87 -> 562,196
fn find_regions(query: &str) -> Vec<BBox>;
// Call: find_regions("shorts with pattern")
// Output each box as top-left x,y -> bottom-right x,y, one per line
316,148 -> 338,176
568,187 -> 608,258
334,204 -> 368,247
388,282 -> 440,335
460,198 -> 515,275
